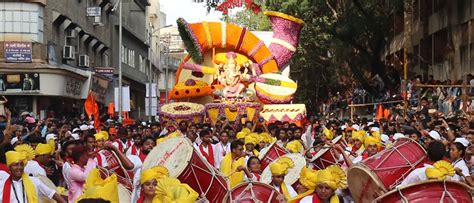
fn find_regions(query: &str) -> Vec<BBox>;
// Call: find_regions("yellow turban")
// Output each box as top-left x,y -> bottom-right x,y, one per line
289,167 -> 319,203
47,139 -> 56,155
364,136 -> 381,149
244,133 -> 259,146
6,150 -> 26,167
286,140 -> 303,153
270,157 -> 294,176
316,165 -> 347,190
352,130 -> 366,142
77,168 -> 119,202
141,165 -> 169,184
236,131 -> 248,140
35,143 -> 53,155
371,131 -> 381,141
6,151 -> 38,202
241,128 -> 251,133
260,132 -> 275,144
94,131 -> 109,141
299,167 -> 318,190
157,131 -> 182,145
426,160 -> 455,180
153,177 -> 199,203
14,144 -> 36,161
323,128 -> 334,140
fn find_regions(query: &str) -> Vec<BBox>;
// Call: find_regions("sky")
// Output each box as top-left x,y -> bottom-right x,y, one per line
160,0 -> 223,26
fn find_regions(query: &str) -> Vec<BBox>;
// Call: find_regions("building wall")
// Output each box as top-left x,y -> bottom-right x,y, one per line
386,0 -> 474,81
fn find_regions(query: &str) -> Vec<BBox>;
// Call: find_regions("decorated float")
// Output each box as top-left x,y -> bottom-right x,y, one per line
159,10 -> 307,126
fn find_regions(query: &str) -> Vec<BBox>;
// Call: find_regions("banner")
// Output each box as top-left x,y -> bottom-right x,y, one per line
91,76 -> 109,103
4,42 -> 32,63
114,86 -> 131,112
0,73 -> 39,92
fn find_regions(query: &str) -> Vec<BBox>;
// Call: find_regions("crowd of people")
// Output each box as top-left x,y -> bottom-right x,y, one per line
0,94 -> 473,202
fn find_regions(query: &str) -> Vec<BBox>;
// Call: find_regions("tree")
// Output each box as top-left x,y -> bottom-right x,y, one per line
264,0 -> 405,108
224,7 -> 271,31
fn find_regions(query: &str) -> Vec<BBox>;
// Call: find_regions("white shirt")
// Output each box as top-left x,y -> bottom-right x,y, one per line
398,164 -> 433,187
0,176 -> 56,203
273,183 -> 297,198
215,142 -> 230,170
300,195 -> 315,203
62,162 -> 72,187
24,160 -> 46,177
450,159 -> 470,182
128,155 -> 144,203
194,143 -> 220,168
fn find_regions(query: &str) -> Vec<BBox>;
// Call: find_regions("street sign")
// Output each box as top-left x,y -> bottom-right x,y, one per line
4,42 -> 32,63
94,67 -> 114,78
86,7 -> 101,17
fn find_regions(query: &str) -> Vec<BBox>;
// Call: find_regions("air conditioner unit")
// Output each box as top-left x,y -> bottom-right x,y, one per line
79,55 -> 90,67
65,29 -> 76,38
63,46 -> 75,60
93,16 -> 103,26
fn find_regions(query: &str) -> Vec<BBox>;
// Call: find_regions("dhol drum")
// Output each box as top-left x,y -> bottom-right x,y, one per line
347,138 -> 427,203
37,175 -> 56,203
142,137 -> 228,203
118,184 -> 131,203
260,153 -> 306,185
310,135 -> 348,170
374,180 -> 472,202
98,150 -> 134,191
258,142 -> 289,170
224,182 -> 286,203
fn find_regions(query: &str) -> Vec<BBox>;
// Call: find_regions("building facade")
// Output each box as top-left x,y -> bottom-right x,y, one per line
1,0 -> 156,120
386,0 -> 474,81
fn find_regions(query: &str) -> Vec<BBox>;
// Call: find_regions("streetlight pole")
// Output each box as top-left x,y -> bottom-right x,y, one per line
118,0 -> 123,122
148,28 -> 153,122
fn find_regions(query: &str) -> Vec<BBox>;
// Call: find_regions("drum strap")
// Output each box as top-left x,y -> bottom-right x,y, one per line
138,150 -> 146,162
96,153 -> 103,167
131,145 -> 138,156
199,144 -> 215,166
2,177 -> 12,203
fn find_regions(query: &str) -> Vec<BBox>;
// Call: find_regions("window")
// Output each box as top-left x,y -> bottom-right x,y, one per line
0,2 -> 45,42
128,49 -> 135,67
139,55 -> 147,73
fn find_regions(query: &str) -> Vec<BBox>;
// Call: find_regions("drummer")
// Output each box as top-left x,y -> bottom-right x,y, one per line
134,166 -> 169,203
93,131 -> 109,167
0,151 -> 66,203
353,136 -> 381,163
347,130 -> 366,158
67,145 -> 97,202
299,165 -> 346,203
449,138 -> 474,187
269,157 -> 297,200
29,143 -> 54,177
220,140 -> 246,188
398,141 -> 446,187
244,133 -> 260,156
244,156 -> 262,181
195,129 -> 219,168
288,167 -> 318,203
215,131 -> 231,169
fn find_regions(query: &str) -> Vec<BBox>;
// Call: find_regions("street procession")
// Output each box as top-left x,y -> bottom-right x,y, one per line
1,0 -> 474,202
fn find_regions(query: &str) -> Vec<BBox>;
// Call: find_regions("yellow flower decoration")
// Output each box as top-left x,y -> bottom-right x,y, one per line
426,160 -> 455,180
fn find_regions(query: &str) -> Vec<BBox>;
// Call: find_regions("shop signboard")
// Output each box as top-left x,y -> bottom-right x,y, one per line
91,75 -> 109,103
0,73 -> 39,93
64,77 -> 83,98
94,67 -> 114,79
4,42 -> 32,63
